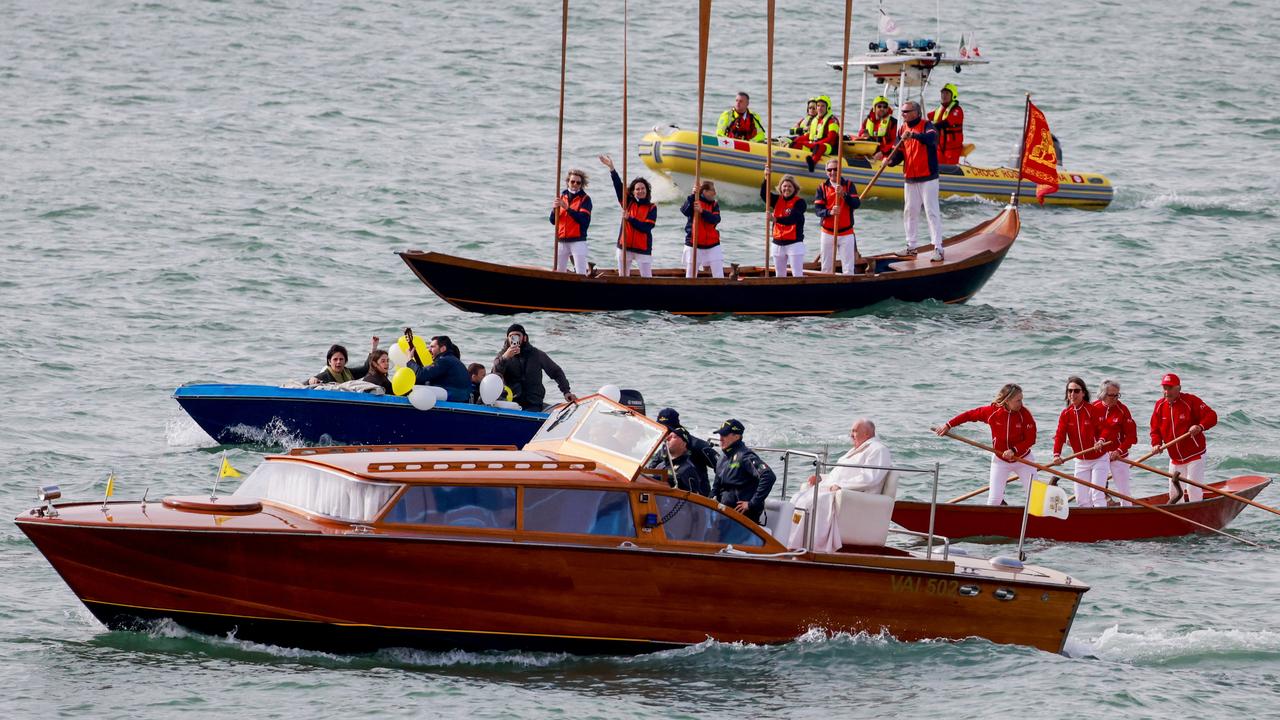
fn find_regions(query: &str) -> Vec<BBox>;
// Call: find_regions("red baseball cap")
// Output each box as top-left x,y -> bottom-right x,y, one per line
1161,373 -> 1181,387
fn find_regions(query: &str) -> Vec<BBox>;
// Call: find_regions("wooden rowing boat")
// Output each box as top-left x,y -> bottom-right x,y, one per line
400,205 -> 1019,316
890,476 -> 1271,541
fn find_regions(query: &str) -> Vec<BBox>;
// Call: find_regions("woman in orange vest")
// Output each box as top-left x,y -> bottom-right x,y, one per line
760,174 -> 807,277
931,83 -> 965,165
680,181 -> 723,278
813,158 -> 860,274
549,168 -> 593,275
599,154 -> 657,278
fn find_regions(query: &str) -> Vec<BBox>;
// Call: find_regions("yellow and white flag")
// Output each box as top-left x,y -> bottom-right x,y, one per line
1028,480 -> 1069,519
219,457 -> 241,479
104,472 -> 116,499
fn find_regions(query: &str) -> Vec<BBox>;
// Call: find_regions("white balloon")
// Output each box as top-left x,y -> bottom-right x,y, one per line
408,386 -> 437,411
430,385 -> 449,401
387,343 -> 409,369
479,374 -> 504,404
598,384 -> 622,403
493,400 -> 522,410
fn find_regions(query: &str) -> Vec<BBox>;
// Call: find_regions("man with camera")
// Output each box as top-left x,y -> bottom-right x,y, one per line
491,323 -> 577,412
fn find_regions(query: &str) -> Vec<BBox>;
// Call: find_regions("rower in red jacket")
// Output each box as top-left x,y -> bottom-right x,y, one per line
1093,379 -> 1138,506
599,154 -> 657,278
549,168 -> 593,275
813,158 -> 861,275
935,383 -> 1037,506
680,181 -> 723,278
1149,373 -> 1218,502
1050,376 -> 1109,507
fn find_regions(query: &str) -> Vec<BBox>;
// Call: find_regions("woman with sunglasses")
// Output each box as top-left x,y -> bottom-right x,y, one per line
1051,376 -> 1109,508
550,169 -> 593,275
760,173 -> 807,277
1092,379 -> 1137,506
934,383 -> 1037,506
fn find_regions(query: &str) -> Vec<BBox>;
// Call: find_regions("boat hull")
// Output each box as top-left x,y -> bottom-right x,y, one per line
173,384 -> 546,446
891,476 -> 1270,541
640,128 -> 1114,209
17,512 -> 1085,654
400,207 -> 1019,316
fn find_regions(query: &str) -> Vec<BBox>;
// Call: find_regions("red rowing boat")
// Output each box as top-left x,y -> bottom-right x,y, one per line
891,476 -> 1271,542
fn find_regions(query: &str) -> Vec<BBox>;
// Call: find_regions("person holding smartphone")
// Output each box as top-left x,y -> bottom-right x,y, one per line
492,323 -> 576,412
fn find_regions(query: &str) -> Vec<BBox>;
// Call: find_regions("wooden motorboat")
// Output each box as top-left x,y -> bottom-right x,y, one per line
18,395 -> 1087,654
399,205 -> 1019,316
891,476 -> 1271,541
173,383 -> 547,447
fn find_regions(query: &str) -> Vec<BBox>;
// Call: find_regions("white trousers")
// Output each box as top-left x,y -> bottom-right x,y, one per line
682,245 -> 724,278
616,248 -> 652,278
904,179 -> 943,251
555,240 -> 588,274
1170,457 -> 1206,502
987,451 -> 1037,506
1106,458 -> 1133,506
820,232 -> 857,274
1072,457 -> 1110,508
772,242 -> 806,277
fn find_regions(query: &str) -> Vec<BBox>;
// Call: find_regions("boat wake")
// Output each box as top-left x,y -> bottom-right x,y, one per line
1120,190 -> 1280,218
163,415 -> 216,449
1064,624 -> 1280,664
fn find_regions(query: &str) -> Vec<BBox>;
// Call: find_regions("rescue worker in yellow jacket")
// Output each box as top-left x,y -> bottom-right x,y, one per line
716,92 -> 766,143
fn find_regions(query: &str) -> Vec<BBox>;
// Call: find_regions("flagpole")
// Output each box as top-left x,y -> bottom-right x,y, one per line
764,0 -> 775,274
1012,92 -> 1031,207
211,451 -> 225,501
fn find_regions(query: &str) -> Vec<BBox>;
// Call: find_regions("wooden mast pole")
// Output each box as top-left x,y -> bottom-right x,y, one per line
691,0 -> 712,277
833,0 -> 854,272
764,0 -> 775,274
551,0 -> 569,270
620,0 -> 630,274
1012,92 -> 1031,207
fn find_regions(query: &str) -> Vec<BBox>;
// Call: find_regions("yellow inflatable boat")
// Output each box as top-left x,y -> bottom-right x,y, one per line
639,127 -> 1113,209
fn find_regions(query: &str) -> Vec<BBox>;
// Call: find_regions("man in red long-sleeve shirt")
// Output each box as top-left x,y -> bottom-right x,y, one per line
1149,373 -> 1217,502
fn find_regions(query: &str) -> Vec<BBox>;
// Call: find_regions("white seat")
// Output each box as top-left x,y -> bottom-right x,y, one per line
763,497 -> 796,539
834,470 -> 899,547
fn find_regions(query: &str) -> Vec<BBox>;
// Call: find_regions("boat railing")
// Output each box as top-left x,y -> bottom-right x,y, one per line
754,447 -> 947,560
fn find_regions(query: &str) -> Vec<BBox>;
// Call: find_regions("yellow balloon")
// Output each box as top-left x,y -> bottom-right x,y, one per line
397,335 -> 432,366
392,367 -> 417,396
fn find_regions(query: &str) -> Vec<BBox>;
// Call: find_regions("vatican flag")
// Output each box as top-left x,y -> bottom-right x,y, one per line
1027,480 -> 1069,520
219,457 -> 241,479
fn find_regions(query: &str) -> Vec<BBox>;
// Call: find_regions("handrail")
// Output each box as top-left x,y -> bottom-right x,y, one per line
367,460 -> 596,474
753,446 -> 946,560
290,444 -> 519,456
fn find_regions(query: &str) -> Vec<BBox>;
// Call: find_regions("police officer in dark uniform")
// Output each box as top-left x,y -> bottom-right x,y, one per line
711,418 -> 777,524
655,407 -> 719,489
666,427 -> 711,496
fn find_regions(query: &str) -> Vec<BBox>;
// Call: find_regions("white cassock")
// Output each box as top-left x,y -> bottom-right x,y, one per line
787,436 -> 893,552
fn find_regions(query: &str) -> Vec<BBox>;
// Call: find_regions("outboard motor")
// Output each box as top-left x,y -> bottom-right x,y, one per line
619,389 -> 646,416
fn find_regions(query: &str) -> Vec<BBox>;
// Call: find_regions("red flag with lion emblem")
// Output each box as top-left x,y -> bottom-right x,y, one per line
1019,100 -> 1059,204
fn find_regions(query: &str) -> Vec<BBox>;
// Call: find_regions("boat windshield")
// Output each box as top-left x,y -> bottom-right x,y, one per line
526,397 -> 665,480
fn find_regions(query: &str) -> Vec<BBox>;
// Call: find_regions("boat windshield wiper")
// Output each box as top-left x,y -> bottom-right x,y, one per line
544,402 -> 579,432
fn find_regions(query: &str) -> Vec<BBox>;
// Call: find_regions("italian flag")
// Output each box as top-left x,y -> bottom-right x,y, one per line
705,136 -> 750,151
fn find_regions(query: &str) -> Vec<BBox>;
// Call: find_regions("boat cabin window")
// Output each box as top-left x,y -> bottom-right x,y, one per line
653,495 -> 765,547
233,461 -> 399,523
522,488 -> 636,538
383,485 -> 517,529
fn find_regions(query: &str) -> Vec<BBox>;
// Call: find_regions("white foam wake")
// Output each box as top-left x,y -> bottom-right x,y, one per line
1065,624 -> 1280,663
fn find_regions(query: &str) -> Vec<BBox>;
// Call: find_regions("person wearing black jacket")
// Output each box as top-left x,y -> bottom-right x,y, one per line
491,324 -> 577,412
664,427 -> 711,496
409,335 -> 472,403
654,407 -> 718,490
712,418 -> 777,525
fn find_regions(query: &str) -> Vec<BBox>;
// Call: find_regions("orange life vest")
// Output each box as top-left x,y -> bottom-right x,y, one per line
619,201 -> 655,253
772,195 -> 803,244
555,191 -> 590,241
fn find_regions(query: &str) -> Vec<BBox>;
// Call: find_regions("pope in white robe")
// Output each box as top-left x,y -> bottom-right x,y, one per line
787,419 -> 894,553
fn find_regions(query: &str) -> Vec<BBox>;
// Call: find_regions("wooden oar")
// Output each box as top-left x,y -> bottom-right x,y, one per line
945,441 -> 1108,504
858,136 -> 907,201
689,0 -> 712,277
1133,430 -> 1194,465
941,430 -> 1260,548
620,0 -> 630,275
551,0 -> 569,270
762,0 -> 775,273
1122,457 -> 1280,520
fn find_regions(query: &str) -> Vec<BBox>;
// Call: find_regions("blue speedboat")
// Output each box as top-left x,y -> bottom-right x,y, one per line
173,384 -> 548,447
